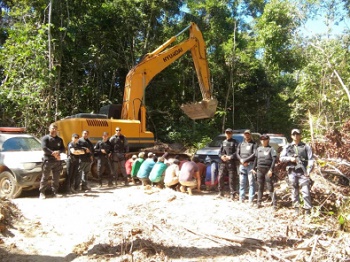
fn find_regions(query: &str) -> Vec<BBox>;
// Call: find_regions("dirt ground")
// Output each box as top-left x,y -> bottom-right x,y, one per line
0,178 -> 349,262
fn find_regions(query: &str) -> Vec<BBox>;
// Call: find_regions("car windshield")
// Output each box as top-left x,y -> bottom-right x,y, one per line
1,137 -> 42,152
207,135 -> 244,147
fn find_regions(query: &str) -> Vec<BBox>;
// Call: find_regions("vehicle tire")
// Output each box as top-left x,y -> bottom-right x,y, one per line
0,171 -> 22,199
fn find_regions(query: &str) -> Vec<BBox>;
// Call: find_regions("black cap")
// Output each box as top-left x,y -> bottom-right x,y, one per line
260,134 -> 270,140
72,133 -> 79,138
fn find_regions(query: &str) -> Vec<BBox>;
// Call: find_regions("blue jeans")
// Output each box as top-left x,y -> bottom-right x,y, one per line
239,162 -> 255,201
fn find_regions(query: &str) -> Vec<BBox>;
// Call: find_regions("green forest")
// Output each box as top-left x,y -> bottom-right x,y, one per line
0,0 -> 349,147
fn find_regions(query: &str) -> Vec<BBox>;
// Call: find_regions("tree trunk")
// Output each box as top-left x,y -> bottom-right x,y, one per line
48,0 -> 53,119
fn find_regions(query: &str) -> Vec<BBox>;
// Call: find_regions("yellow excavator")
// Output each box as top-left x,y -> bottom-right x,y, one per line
55,22 -> 217,150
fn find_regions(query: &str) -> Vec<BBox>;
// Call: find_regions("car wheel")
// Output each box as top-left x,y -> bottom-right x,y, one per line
0,171 -> 23,199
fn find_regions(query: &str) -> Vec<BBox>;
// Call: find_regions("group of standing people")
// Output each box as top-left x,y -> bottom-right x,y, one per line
40,123 -> 314,215
39,124 -> 130,199
215,128 -> 314,214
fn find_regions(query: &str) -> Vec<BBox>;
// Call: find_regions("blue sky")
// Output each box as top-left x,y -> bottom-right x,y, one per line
301,16 -> 349,37
181,3 -> 349,38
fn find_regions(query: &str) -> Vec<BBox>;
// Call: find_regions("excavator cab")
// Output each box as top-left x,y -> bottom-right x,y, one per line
181,98 -> 218,120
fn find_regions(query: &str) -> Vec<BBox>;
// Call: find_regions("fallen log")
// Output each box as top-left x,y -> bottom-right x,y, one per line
184,227 -> 263,246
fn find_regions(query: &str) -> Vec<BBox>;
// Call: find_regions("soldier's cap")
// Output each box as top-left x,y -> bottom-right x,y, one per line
244,129 -> 251,134
132,155 -> 137,159
72,133 -> 79,138
260,134 -> 270,140
138,152 -> 145,158
225,128 -> 233,133
148,152 -> 155,157
291,129 -> 301,135
102,132 -> 109,136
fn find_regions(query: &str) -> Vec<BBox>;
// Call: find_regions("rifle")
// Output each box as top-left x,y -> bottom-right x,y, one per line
294,154 -> 307,175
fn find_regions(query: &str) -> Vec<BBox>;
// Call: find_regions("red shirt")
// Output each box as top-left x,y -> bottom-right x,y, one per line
125,158 -> 134,175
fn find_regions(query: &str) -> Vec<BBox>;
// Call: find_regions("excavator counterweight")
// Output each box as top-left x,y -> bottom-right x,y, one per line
181,98 -> 218,120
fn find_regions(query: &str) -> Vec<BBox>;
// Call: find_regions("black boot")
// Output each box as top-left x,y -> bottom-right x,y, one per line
124,177 -> 129,186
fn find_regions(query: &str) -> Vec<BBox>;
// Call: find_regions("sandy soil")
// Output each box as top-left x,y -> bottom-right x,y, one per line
0,180 -> 349,262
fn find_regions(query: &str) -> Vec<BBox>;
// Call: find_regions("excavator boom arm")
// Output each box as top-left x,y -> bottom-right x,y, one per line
121,22 -> 217,120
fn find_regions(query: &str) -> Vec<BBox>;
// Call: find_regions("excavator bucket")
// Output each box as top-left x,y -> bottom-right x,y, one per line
180,98 -> 218,120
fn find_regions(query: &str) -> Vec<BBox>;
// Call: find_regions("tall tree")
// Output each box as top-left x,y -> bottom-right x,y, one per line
252,0 -> 303,133
0,3 -> 51,134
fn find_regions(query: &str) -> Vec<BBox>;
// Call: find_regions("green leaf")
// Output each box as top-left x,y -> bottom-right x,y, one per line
338,215 -> 345,225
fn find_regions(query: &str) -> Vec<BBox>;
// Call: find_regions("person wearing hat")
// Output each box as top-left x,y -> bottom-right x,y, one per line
39,123 -> 66,199
236,129 -> 258,204
94,132 -> 113,187
66,133 -> 85,194
137,152 -> 156,186
131,152 -> 145,184
280,129 -> 314,215
217,128 -> 239,199
125,154 -> 137,184
252,134 -> 277,209
109,127 -> 129,186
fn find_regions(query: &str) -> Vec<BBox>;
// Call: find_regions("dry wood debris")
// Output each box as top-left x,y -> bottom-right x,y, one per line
1,121 -> 350,261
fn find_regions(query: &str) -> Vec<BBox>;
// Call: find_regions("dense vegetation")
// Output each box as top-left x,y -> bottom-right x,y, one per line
0,0 -> 349,147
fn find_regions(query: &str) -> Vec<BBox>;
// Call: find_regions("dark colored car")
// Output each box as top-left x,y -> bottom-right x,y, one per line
194,131 -> 261,163
0,127 -> 67,198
